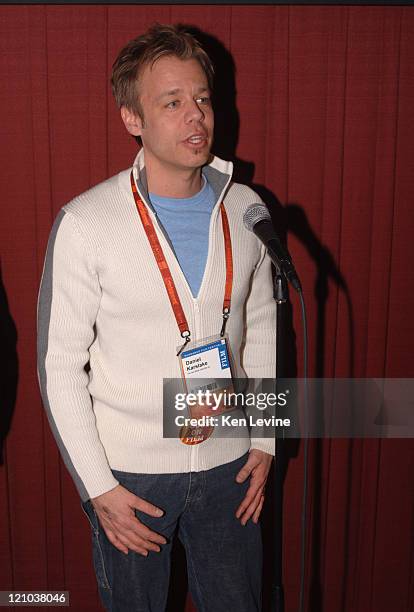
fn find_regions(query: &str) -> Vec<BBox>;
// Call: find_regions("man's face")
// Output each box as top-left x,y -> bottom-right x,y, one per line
122,55 -> 214,176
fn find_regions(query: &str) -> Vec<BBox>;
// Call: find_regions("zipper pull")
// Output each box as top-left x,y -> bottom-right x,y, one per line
177,331 -> 191,356
220,308 -> 230,337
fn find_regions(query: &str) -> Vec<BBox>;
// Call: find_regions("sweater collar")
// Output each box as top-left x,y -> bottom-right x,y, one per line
131,148 -> 233,207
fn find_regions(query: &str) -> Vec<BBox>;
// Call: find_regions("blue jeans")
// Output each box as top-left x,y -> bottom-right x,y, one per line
81,453 -> 262,611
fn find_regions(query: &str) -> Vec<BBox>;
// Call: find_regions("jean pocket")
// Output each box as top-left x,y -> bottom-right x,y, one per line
80,501 -> 112,592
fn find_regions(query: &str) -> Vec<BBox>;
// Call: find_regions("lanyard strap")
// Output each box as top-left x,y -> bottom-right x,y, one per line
130,171 -> 233,351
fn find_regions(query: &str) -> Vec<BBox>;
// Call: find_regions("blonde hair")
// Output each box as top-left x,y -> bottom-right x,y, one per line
111,23 -> 214,117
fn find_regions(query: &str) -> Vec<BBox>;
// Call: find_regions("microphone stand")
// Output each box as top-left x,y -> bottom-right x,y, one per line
271,270 -> 289,612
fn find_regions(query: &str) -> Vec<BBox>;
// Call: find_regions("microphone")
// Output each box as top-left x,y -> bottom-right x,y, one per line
243,204 -> 302,292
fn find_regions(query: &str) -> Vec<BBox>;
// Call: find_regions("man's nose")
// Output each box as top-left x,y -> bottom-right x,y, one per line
185,99 -> 205,122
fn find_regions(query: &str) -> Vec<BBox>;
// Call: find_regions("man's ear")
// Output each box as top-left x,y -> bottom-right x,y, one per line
120,106 -> 144,137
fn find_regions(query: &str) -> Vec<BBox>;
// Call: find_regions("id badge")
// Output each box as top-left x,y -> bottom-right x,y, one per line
177,334 -> 235,445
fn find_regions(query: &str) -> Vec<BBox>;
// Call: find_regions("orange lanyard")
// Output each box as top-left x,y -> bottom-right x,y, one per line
130,171 -> 233,354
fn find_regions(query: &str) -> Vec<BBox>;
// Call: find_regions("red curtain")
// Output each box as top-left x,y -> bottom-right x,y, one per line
1,6 -> 413,612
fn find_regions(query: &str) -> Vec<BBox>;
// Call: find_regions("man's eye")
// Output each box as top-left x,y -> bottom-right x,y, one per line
197,96 -> 211,105
166,100 -> 179,109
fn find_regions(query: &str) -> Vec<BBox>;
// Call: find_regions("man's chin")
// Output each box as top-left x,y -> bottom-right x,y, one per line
185,148 -> 213,168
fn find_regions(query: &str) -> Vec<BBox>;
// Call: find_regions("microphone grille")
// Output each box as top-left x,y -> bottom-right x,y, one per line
243,204 -> 271,232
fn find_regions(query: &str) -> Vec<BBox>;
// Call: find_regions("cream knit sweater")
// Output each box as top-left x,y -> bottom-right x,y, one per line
37,151 -> 276,502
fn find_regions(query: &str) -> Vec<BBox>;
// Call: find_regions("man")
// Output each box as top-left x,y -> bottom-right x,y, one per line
37,24 -> 276,611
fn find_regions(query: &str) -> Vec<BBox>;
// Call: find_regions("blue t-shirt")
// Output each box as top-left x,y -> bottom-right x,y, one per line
149,177 -> 216,298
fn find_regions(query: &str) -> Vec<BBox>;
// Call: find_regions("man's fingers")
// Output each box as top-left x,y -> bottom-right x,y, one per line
132,496 -> 164,518
104,523 -> 161,556
115,530 -> 150,556
235,454 -> 261,483
235,450 -> 272,522
240,487 -> 264,526
252,494 -> 265,524
139,526 -> 167,546
124,533 -> 160,554
109,517 -> 166,548
235,477 -> 266,518
98,509 -> 167,553
123,526 -> 163,551
235,490 -> 254,518
235,452 -> 267,484
235,484 -> 260,518
113,511 -> 167,542
235,460 -> 255,483
105,528 -> 129,555
91,486 -> 167,555
126,518 -> 167,545
111,499 -> 167,544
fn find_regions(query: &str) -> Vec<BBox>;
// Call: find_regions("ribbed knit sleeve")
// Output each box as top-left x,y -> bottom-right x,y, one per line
242,243 -> 277,457
37,209 -> 119,501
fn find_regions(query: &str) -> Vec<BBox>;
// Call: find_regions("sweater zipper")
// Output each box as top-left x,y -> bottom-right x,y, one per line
134,173 -> 231,473
187,190 -> 228,472
134,172 -> 232,339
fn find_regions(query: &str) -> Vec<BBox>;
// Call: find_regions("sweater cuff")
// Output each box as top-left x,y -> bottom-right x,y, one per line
80,473 -> 120,502
249,437 -> 275,457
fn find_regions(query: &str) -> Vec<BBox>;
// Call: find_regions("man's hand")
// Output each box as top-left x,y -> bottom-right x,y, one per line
235,449 -> 273,525
91,484 -> 167,556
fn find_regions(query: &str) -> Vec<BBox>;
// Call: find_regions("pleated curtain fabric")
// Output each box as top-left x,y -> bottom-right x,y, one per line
0,6 -> 413,612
